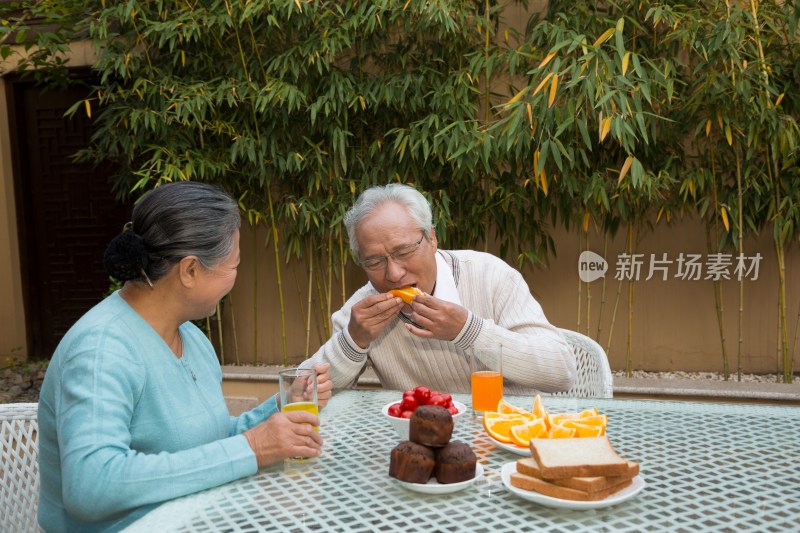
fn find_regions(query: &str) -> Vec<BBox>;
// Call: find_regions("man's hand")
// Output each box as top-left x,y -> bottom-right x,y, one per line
347,293 -> 404,348
243,411 -> 323,467
405,293 -> 468,341
313,363 -> 333,409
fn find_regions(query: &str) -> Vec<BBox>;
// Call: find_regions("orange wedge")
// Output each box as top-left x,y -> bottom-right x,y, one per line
498,399 -> 533,417
548,412 -> 581,426
560,420 -> 605,437
579,407 -> 599,417
531,394 -> 548,421
483,412 -> 530,443
576,414 -> 608,427
388,286 -> 423,304
509,418 -> 548,447
547,424 -> 577,438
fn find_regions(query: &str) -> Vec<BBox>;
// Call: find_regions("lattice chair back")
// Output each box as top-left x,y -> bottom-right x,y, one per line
550,328 -> 613,398
0,403 -> 39,532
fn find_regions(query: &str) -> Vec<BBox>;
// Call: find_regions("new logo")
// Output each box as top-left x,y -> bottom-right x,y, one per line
578,251 -> 608,283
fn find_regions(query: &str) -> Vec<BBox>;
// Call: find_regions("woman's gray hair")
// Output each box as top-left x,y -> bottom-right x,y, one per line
104,181 -> 240,283
343,183 -> 432,257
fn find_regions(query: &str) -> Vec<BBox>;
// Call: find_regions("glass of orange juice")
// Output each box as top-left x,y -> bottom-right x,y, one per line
278,367 -> 319,427
470,345 -> 503,413
279,367 -> 319,467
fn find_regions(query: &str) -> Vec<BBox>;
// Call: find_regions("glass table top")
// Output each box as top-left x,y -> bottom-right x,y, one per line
123,390 -> 800,532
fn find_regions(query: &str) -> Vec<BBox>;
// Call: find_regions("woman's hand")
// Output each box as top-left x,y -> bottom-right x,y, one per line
243,411 -> 322,467
314,363 -> 333,409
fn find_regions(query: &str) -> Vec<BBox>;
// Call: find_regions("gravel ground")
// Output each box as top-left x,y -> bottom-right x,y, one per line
0,361 -> 790,404
1,361 -> 47,404
612,370 -> 788,383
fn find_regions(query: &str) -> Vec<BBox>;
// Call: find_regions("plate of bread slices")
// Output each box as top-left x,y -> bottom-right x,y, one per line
501,436 -> 645,510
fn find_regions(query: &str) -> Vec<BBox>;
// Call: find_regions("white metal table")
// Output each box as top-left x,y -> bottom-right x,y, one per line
123,390 -> 800,532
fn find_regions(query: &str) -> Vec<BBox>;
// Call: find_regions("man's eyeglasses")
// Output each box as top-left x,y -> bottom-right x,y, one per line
359,233 -> 426,272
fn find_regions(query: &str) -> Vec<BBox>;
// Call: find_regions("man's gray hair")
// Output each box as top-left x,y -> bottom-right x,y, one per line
134,181 -> 240,281
343,183 -> 433,257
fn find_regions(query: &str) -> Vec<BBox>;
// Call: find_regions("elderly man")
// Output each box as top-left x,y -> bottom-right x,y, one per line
301,184 -> 575,394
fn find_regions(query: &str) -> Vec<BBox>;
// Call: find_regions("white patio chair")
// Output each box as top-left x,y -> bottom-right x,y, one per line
0,402 -> 39,532
550,328 -> 614,398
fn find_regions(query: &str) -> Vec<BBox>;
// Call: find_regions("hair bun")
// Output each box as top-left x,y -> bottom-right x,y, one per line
103,231 -> 150,282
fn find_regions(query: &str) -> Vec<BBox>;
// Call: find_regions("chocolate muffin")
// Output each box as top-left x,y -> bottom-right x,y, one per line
389,441 -> 435,484
434,440 -> 477,484
409,405 -> 453,447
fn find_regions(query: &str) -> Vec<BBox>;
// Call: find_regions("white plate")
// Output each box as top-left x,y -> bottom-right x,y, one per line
500,462 -> 646,510
394,462 -> 484,494
488,435 -> 531,456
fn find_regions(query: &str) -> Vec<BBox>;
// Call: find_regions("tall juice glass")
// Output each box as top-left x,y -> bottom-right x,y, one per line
279,368 -> 318,429
470,346 -> 503,413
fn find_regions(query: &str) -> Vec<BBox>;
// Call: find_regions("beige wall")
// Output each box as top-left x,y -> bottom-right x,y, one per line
0,80 -> 28,362
221,219 -> 799,375
525,218 -> 798,374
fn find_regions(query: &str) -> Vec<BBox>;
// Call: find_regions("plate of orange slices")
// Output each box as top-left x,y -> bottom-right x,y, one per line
482,396 -> 609,452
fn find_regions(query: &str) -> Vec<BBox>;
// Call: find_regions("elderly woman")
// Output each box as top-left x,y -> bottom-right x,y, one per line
37,181 -> 331,532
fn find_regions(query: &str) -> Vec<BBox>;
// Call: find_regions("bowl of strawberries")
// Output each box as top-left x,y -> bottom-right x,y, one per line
382,385 -> 466,440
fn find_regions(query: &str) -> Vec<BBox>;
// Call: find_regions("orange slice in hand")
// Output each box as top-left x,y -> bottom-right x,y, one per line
483,413 -> 530,443
388,286 -> 423,304
509,418 -> 548,447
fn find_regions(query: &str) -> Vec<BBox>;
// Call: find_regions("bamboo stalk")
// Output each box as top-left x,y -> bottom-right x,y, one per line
339,231 -> 347,307
216,302 -> 225,365
626,223 -> 635,377
768,146 -> 791,383
776,240 -> 790,383
709,146 -> 729,380
707,226 -> 728,381
576,230 -> 583,332
314,258 -> 330,343
305,243 -> 314,358
586,227 -> 591,337
228,292 -> 240,365
326,233 -> 333,335
484,0 -> 491,128
776,299 -> 781,382
252,226 -> 258,365
791,301 -> 800,381
266,186 -> 288,365
606,242 -> 625,360
735,146 -> 744,381
595,233 -> 609,343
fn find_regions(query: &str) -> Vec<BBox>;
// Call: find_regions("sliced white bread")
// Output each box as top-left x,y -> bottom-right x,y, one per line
510,471 -> 633,501
529,436 -> 629,479
516,456 -> 639,493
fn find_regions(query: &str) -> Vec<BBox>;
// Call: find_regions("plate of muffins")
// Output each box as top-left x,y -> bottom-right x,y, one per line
389,405 -> 482,494
394,461 -> 484,494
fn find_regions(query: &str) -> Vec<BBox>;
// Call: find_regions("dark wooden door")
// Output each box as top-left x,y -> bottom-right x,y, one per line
12,78 -> 132,358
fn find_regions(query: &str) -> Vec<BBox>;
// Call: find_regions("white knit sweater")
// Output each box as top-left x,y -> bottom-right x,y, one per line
302,250 -> 576,394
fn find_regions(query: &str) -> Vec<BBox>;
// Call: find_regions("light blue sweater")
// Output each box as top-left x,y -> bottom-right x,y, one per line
38,291 -> 276,532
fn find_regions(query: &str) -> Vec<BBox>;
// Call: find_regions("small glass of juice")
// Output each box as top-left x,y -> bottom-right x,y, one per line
469,345 -> 503,414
